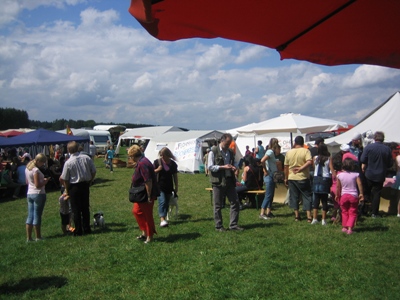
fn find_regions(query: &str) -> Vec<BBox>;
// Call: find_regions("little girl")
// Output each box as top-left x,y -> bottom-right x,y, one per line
336,158 -> 364,234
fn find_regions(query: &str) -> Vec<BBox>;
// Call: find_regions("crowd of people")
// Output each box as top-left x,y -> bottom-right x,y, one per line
206,131 -> 398,235
0,129 -> 399,243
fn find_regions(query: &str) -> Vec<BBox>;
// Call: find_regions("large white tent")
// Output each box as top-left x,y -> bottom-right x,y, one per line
145,130 -> 225,173
233,113 -> 347,153
325,91 -> 400,153
115,126 -> 184,154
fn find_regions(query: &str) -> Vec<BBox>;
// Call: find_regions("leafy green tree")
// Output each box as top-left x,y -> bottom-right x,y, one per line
0,108 -> 30,130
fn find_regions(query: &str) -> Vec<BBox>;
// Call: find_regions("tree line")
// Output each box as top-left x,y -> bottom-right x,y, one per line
0,108 -> 153,131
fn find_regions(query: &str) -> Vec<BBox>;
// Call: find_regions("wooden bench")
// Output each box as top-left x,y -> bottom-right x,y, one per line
205,188 -> 265,209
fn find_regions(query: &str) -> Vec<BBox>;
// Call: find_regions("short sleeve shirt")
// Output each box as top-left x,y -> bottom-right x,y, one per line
284,147 -> 312,180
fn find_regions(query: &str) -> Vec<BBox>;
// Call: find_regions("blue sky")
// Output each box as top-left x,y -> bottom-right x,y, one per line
1,0 -> 400,130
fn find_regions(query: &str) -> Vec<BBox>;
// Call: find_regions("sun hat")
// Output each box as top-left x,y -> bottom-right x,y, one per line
340,144 -> 350,152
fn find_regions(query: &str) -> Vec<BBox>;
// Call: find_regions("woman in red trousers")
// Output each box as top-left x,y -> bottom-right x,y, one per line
128,145 -> 159,243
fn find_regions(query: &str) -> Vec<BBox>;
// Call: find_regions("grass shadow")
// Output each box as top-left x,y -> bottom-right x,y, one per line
92,178 -> 116,185
0,276 -> 68,295
356,226 -> 389,233
156,232 -> 202,243
242,222 -> 283,230
91,222 -> 128,234
171,216 -> 214,224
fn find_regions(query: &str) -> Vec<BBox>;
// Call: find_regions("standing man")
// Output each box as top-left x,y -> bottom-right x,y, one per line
60,141 -> 96,236
255,140 -> 265,160
89,141 -> 97,159
360,131 -> 392,218
208,133 -> 243,231
284,136 -> 313,222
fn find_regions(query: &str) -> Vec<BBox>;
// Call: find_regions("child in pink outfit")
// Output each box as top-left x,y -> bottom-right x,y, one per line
336,158 -> 364,234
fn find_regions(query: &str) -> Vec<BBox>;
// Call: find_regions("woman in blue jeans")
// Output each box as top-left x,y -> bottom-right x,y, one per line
25,153 -> 49,242
154,147 -> 178,227
260,138 -> 279,219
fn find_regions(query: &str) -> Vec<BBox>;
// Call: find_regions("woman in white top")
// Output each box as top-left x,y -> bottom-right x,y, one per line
311,144 -> 333,225
25,153 -> 49,242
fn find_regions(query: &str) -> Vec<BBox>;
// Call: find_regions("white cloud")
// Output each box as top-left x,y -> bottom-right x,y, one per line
235,45 -> 267,64
344,65 -> 400,88
195,44 -> 232,70
80,7 -> 119,27
1,4 -> 400,130
0,0 -> 86,27
133,72 -> 153,90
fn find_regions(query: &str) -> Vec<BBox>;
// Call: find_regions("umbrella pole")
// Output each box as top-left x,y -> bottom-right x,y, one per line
290,132 -> 293,148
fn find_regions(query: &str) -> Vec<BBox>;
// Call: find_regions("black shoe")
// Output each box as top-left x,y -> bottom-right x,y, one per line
229,226 -> 244,231
267,212 -> 275,218
216,227 -> 226,232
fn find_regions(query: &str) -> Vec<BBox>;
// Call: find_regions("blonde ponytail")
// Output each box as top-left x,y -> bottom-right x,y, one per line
26,153 -> 47,171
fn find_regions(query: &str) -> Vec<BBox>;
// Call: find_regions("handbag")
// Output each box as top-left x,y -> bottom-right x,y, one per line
273,171 -> 285,183
129,184 -> 148,203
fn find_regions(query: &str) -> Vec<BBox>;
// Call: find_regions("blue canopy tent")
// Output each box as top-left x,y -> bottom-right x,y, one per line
0,129 -> 90,157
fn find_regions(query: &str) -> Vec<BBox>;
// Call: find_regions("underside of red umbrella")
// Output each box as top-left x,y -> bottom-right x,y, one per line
129,0 -> 400,69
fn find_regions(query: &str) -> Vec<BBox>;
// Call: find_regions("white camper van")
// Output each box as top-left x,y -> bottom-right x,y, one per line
57,128 -> 112,154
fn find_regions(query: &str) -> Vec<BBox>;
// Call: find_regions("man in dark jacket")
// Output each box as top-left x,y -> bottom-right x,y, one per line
360,131 -> 392,218
208,133 -> 243,231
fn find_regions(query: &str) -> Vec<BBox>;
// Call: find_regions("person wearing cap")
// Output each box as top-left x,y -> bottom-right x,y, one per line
360,131 -> 392,218
340,144 -> 358,161
348,133 -> 363,161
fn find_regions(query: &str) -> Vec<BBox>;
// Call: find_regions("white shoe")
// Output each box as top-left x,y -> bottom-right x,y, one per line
311,219 -> 319,225
397,214 -> 400,218
160,220 -> 168,227
259,214 -> 270,220
321,219 -> 327,226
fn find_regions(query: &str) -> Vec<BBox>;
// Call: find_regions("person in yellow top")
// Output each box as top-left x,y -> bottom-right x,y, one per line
284,136 -> 313,222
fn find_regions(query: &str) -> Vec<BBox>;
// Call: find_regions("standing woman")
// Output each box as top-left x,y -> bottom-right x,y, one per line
25,153 -> 49,242
154,147 -> 178,227
260,138 -> 279,219
128,145 -> 159,244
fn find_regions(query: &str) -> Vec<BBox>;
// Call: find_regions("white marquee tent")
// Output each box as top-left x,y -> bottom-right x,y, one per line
145,130 -> 225,173
325,91 -> 400,153
232,113 -> 347,154
115,126 -> 184,154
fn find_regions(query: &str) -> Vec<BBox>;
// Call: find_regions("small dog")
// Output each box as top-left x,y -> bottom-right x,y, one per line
167,192 -> 179,220
93,211 -> 105,230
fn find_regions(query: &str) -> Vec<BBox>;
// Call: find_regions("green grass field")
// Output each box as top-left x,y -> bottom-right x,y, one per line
1,151 -> 400,299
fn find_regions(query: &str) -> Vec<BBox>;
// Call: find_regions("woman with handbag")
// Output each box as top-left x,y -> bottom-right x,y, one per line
128,145 -> 159,244
311,144 -> 333,225
153,147 -> 178,228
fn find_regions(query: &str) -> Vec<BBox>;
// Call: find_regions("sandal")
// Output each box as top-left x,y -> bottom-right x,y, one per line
136,235 -> 147,240
295,216 -> 301,222
307,218 -> 312,223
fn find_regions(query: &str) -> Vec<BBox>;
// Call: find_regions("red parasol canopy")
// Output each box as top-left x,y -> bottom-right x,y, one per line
0,130 -> 25,138
129,0 -> 400,69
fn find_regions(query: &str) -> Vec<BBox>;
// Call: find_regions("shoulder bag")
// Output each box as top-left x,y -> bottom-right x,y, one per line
129,184 -> 147,203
